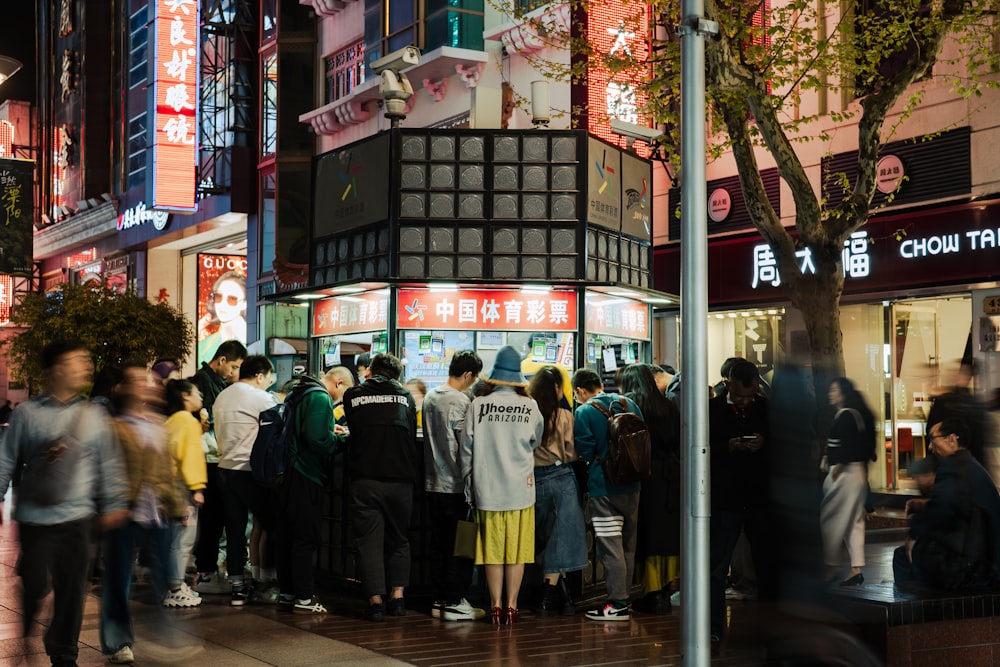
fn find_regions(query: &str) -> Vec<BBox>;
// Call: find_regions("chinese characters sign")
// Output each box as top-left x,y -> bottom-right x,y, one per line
396,289 -> 578,332
585,7 -> 649,155
585,296 -> 650,340
153,0 -> 199,211
0,158 -> 34,276
313,292 -> 389,336
751,231 -> 871,289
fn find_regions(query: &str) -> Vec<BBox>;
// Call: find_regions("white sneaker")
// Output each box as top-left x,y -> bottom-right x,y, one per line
585,601 -> 630,622
181,582 -> 200,598
442,598 -> 487,621
164,587 -> 203,608
109,645 -> 134,664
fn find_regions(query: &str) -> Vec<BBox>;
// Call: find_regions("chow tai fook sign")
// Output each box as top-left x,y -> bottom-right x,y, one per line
585,296 -> 650,340
396,289 -> 578,331
313,292 -> 389,336
153,0 -> 199,211
653,201 -> 1000,305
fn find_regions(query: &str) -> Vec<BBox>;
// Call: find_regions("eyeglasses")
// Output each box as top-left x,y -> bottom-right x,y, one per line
213,293 -> 242,306
929,432 -> 947,441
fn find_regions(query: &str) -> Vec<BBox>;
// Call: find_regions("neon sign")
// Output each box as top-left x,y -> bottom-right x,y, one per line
153,0 -> 199,211
586,6 -> 649,155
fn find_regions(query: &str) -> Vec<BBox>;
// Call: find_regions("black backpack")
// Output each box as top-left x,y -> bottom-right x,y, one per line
250,386 -> 324,487
587,397 -> 652,485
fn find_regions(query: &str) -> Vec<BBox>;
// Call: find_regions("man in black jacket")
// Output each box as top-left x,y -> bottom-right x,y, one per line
895,417 -> 1000,589
708,360 -> 773,644
191,339 -> 246,595
343,353 -> 418,621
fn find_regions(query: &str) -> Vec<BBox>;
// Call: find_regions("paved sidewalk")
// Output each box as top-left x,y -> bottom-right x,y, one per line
0,518 -> 407,667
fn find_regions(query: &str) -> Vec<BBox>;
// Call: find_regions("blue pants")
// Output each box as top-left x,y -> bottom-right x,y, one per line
100,522 -> 172,655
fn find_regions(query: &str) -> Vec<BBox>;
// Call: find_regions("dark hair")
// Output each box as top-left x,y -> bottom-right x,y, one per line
528,366 -> 562,445
212,339 -> 248,362
720,357 -> 745,380
165,379 -> 198,415
356,353 -> 371,369
619,364 -> 679,444
91,364 -> 125,407
42,339 -> 89,371
370,353 -> 403,381
449,350 -> 483,378
205,271 -> 246,324
729,360 -> 760,388
934,417 -> 970,447
238,355 -> 274,380
829,376 -> 877,440
659,364 -> 676,376
572,368 -> 603,392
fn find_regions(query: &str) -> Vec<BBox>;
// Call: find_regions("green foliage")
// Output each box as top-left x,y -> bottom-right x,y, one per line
4,283 -> 194,392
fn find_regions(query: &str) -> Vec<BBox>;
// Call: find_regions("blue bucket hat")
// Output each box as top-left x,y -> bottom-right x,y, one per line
486,345 -> 527,386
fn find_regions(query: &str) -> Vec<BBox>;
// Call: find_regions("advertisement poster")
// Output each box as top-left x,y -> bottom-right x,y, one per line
197,254 -> 248,364
0,158 -> 34,276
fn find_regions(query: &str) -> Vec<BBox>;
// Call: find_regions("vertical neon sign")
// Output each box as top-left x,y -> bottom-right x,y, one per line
585,5 -> 650,155
153,0 -> 199,211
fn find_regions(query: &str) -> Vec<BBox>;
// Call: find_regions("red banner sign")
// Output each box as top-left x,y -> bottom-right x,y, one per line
153,0 -> 199,210
396,289 -> 578,331
313,292 -> 389,336
585,296 -> 650,339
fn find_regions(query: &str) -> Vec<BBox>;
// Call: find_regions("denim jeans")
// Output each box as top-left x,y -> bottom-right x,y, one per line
534,464 -> 588,574
100,522 -> 172,655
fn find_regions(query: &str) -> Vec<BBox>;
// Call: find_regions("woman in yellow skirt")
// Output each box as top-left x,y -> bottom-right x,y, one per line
461,346 -> 544,624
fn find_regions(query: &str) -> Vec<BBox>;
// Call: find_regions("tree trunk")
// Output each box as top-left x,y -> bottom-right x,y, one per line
787,270 -> 846,386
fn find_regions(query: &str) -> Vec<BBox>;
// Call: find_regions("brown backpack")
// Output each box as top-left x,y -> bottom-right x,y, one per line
587,397 -> 652,485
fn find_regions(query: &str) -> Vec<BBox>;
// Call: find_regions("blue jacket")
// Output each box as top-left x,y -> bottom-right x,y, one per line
574,393 -> 643,497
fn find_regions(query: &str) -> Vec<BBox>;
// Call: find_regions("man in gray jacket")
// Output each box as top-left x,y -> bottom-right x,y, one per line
423,350 -> 485,621
0,340 -> 129,667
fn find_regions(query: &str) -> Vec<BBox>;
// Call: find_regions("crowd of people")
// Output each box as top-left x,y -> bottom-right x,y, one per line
3,337 -> 1000,666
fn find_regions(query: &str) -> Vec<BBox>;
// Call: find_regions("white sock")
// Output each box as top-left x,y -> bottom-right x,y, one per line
251,565 -> 261,580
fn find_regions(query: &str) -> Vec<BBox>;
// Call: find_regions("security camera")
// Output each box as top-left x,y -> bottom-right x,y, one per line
610,118 -> 664,143
371,46 -> 420,75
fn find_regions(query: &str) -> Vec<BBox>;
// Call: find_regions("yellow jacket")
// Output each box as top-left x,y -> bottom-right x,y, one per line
165,411 -> 208,492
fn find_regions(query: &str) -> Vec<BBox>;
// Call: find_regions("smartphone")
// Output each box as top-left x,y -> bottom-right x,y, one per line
741,435 -> 755,441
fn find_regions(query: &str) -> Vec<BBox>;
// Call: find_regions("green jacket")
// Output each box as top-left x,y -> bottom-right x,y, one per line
289,379 -> 347,486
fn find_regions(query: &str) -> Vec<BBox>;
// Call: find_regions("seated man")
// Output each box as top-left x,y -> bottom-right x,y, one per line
894,418 -> 1000,590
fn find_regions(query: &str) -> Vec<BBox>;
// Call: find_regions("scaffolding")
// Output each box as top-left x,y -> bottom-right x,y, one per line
199,0 -> 257,198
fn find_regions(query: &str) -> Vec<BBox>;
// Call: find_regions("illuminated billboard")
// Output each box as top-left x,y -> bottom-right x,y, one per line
585,4 -> 650,155
197,254 -> 247,364
153,0 -> 199,211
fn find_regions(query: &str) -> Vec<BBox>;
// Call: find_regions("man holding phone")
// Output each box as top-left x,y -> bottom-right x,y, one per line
707,360 -> 772,646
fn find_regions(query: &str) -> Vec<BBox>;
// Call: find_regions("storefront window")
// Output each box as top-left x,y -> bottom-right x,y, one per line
259,170 -> 276,274
261,51 -> 278,157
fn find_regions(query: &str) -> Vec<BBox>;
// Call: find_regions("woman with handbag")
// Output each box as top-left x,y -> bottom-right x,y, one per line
528,366 -> 588,617
461,346 -> 544,624
821,377 -> 877,586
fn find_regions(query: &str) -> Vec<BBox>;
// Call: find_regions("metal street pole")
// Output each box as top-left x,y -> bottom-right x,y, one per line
678,4 -> 716,666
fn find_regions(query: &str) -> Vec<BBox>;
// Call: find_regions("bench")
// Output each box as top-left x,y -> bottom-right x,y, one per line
831,579 -> 1000,666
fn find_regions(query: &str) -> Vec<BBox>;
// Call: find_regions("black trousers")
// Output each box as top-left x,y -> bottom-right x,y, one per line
19,518 -> 93,663
218,468 -> 278,579
427,492 -> 475,604
351,478 -> 413,598
275,466 -> 322,600
194,462 -> 226,574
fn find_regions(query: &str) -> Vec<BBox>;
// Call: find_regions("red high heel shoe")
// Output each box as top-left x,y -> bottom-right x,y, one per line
491,606 -> 503,625
502,607 -> 519,624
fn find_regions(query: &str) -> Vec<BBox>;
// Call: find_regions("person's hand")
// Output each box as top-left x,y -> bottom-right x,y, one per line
744,434 -> 763,453
831,464 -> 843,482
98,509 -> 130,532
334,424 -> 349,436
905,497 -> 928,515
191,491 -> 204,507
905,537 -> 916,561
728,436 -> 744,452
